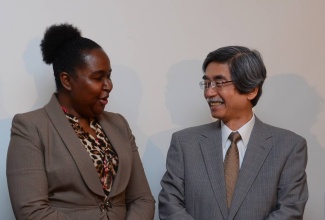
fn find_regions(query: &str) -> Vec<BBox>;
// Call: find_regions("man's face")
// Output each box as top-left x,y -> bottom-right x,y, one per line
203,62 -> 255,129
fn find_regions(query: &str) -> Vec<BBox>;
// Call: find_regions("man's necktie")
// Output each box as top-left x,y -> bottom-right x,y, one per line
224,131 -> 241,209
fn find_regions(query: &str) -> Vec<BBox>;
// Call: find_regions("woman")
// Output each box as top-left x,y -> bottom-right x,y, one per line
6,23 -> 155,220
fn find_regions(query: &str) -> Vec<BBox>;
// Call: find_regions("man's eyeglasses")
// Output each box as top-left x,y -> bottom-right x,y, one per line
199,80 -> 233,90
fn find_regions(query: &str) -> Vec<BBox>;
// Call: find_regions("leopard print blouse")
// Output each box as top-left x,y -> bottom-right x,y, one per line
64,111 -> 119,197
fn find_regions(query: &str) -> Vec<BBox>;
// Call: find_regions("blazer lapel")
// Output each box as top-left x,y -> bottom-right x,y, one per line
228,117 -> 273,219
97,114 -> 132,198
44,94 -> 104,197
200,121 -> 228,220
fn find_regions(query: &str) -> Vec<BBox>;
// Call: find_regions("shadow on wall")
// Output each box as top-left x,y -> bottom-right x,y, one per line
107,65 -> 143,128
142,60 -> 212,219
1,38 -> 55,220
254,73 -> 324,219
23,38 -> 55,109
107,65 -> 167,218
107,65 -> 148,153
0,75 -> 15,220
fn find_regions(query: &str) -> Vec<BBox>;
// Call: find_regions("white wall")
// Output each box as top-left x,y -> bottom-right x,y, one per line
1,1 -> 324,219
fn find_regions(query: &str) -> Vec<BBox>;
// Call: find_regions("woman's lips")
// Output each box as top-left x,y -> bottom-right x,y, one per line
99,98 -> 108,105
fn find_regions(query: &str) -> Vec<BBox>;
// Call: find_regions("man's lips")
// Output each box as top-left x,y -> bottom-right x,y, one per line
207,97 -> 224,107
209,101 -> 223,107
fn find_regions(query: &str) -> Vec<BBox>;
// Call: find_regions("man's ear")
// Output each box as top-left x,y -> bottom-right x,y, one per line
60,72 -> 72,91
247,87 -> 258,101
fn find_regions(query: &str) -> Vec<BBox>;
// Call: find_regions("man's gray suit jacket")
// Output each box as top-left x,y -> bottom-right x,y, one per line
159,117 -> 308,220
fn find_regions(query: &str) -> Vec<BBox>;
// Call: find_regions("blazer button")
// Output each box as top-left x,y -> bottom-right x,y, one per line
104,198 -> 112,208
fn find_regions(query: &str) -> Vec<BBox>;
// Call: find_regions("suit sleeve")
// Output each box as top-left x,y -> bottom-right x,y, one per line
158,133 -> 195,220
117,114 -> 155,220
6,114 -> 71,220
266,137 -> 308,219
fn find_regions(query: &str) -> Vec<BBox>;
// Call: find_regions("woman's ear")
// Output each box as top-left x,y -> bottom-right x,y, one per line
247,87 -> 258,101
60,72 -> 72,91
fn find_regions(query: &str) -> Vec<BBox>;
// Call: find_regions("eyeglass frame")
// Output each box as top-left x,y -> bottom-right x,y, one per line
199,80 -> 234,90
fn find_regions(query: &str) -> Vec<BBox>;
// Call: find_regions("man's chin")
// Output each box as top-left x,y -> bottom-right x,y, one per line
209,107 -> 220,116
210,112 -> 222,120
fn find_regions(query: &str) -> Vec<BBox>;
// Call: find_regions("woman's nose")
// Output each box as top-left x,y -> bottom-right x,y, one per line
103,78 -> 112,91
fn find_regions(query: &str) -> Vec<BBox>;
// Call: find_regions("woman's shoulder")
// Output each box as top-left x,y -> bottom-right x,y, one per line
101,111 -> 123,120
98,112 -> 133,138
100,111 -> 130,127
13,108 -> 47,123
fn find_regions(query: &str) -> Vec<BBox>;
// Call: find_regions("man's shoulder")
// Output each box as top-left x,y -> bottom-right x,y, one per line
259,120 -> 305,142
174,121 -> 218,136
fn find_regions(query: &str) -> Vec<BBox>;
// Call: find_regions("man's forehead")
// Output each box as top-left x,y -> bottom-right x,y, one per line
204,62 -> 230,78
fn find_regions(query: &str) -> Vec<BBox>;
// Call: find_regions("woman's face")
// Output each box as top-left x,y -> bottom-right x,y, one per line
68,48 -> 112,119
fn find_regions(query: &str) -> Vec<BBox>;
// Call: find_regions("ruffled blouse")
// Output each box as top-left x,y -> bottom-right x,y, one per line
63,110 -> 119,197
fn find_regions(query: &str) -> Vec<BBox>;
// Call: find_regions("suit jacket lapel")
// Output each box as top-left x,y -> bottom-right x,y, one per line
97,114 -> 131,198
228,117 -> 273,219
200,121 -> 228,220
44,94 -> 104,197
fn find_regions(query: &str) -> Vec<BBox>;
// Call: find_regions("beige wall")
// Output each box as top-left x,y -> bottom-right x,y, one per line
1,1 -> 324,219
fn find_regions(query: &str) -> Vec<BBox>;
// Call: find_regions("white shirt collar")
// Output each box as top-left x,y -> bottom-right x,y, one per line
221,114 -> 255,150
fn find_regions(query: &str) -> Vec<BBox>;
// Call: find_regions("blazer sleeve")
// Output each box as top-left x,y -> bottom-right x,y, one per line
266,137 -> 308,219
117,114 -> 155,220
6,114 -> 71,220
158,133 -> 195,220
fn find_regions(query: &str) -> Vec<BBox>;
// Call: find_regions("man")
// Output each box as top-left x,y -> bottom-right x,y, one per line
159,46 -> 308,219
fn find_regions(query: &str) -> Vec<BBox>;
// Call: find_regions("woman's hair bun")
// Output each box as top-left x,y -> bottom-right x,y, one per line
40,23 -> 82,64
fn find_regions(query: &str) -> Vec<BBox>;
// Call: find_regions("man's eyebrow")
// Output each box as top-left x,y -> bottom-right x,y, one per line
202,75 -> 226,80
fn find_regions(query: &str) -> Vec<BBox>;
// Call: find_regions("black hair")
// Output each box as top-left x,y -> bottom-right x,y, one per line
202,46 -> 266,107
40,23 -> 102,90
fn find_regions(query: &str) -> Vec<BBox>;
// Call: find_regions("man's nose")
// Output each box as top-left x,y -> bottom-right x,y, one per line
204,87 -> 218,97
